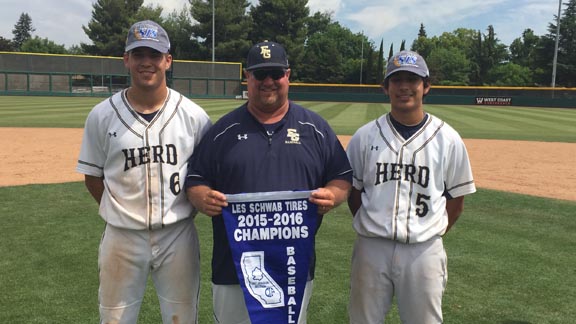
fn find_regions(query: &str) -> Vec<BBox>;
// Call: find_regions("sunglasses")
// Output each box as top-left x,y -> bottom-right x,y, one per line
251,69 -> 286,81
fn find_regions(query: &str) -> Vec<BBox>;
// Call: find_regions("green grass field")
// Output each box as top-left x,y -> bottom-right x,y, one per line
1,95 -> 576,142
1,96 -> 575,323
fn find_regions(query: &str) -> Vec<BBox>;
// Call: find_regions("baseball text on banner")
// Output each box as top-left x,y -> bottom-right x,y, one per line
222,191 -> 318,324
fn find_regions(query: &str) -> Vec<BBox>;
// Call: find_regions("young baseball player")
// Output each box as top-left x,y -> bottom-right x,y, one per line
185,41 -> 352,324
76,20 -> 211,324
346,50 -> 476,324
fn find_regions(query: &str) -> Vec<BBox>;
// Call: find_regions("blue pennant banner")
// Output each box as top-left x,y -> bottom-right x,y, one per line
222,191 -> 318,324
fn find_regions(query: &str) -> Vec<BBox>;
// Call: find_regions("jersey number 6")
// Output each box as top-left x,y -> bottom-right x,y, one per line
170,173 -> 181,195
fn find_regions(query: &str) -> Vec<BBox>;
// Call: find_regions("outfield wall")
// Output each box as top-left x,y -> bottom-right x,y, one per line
0,52 -> 242,98
284,84 -> 576,108
2,52 -> 574,108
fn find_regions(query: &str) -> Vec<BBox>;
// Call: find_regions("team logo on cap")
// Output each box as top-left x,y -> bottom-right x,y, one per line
260,46 -> 272,59
394,53 -> 419,67
133,24 -> 159,41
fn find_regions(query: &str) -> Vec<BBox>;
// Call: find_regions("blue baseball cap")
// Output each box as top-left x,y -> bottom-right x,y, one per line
125,20 -> 170,53
245,41 -> 289,71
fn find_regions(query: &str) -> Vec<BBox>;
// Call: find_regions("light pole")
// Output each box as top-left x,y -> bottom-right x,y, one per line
551,0 -> 562,88
212,0 -> 215,62
360,31 -> 364,84
210,0 -> 215,96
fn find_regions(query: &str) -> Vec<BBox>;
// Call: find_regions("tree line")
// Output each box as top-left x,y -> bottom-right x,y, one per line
2,0 -> 575,87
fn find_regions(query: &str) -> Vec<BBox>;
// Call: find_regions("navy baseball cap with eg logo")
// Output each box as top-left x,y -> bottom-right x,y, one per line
245,41 -> 289,71
125,20 -> 170,53
385,50 -> 429,80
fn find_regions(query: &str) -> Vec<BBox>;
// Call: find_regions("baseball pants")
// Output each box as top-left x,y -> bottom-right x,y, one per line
98,219 -> 200,324
348,235 -> 447,324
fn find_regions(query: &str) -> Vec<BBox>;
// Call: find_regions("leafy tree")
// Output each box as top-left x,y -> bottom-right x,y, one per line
487,63 -> 533,86
20,36 -> 67,54
299,12 -> 336,82
442,28 -> 478,49
426,46 -> 470,85
509,28 -> 540,84
510,29 -> 539,66
532,33 -> 556,86
189,0 -> 252,62
306,11 -> 332,35
250,0 -> 309,80
0,36 -> 14,51
67,45 -> 85,55
299,27 -> 344,83
64,0 -> 561,86
163,7 -> 202,60
429,27 -> 501,85
12,13 -> 35,51
342,33 -> 373,84
82,0 -> 143,56
300,15 -> 370,84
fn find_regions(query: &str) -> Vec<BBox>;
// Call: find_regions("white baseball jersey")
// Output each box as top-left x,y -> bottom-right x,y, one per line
77,88 -> 211,230
346,113 -> 476,243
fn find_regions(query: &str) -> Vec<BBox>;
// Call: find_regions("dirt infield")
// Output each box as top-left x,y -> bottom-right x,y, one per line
1,128 -> 574,201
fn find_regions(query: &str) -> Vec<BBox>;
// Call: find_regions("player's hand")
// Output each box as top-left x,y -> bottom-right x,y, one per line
187,185 -> 228,217
309,188 -> 336,215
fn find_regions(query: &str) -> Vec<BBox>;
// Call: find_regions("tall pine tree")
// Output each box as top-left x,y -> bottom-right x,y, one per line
12,13 -> 35,51
555,0 -> 576,86
82,0 -> 143,56
189,0 -> 252,62
376,39 -> 384,84
250,0 -> 309,80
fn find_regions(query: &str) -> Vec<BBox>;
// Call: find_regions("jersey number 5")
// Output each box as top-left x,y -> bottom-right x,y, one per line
415,193 -> 431,217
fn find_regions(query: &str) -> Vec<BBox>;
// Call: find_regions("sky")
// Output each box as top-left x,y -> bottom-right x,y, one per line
0,0 -> 562,51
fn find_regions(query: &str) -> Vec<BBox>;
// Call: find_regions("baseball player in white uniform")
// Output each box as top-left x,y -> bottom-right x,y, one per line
346,50 -> 476,324
76,20 -> 211,324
